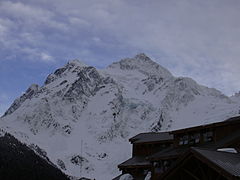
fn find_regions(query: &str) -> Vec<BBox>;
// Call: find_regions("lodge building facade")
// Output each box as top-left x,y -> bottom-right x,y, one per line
113,116 -> 240,180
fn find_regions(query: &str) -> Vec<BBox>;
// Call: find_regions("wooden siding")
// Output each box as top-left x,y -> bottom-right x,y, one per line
215,123 -> 240,142
132,142 -> 172,157
173,123 -> 240,148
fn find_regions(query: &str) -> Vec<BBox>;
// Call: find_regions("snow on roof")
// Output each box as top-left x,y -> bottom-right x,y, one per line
118,156 -> 151,168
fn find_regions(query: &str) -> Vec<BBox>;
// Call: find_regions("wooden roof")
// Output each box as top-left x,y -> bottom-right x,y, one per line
161,147 -> 240,179
118,156 -> 151,169
171,115 -> 240,134
194,148 -> 240,177
129,132 -> 173,144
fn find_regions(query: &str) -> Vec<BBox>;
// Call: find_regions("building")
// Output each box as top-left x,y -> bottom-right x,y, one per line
117,132 -> 174,179
113,116 -> 240,180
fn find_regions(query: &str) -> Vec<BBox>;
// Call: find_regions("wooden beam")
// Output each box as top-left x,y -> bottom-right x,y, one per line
193,150 -> 234,180
195,157 -> 208,180
183,169 -> 201,180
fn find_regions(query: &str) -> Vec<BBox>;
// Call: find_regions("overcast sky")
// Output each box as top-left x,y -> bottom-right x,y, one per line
1,0 -> 240,115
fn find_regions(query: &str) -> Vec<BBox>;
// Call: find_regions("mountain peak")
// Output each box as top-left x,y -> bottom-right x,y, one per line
67,59 -> 88,68
107,53 -> 173,79
44,59 -> 89,85
134,53 -> 151,61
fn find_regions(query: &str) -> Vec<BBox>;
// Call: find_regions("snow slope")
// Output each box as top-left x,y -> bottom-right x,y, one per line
1,53 -> 240,179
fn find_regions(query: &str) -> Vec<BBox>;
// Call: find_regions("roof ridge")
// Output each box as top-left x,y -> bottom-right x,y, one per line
192,147 -> 240,156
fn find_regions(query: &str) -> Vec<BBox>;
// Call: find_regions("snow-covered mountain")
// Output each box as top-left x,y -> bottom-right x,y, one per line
1,53 -> 240,179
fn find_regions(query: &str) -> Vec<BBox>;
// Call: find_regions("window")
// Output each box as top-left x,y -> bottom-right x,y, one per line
153,162 -> 160,167
163,160 -> 171,171
189,134 -> 195,145
183,135 -> 188,145
203,131 -> 213,142
179,137 -> 184,145
179,135 -> 189,145
194,133 -> 200,144
178,135 -> 188,145
154,162 -> 163,173
180,133 -> 201,145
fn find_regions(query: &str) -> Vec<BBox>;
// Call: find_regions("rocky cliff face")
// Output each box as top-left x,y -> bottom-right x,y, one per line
1,53 -> 240,179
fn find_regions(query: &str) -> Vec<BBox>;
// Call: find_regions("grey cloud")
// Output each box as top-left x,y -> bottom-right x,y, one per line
0,0 -> 240,95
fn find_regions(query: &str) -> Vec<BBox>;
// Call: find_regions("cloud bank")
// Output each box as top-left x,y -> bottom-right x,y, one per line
0,0 -> 240,99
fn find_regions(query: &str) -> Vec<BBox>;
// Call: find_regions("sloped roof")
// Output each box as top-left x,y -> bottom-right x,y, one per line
118,156 -> 151,169
193,148 -> 240,177
129,132 -> 173,144
160,147 -> 240,179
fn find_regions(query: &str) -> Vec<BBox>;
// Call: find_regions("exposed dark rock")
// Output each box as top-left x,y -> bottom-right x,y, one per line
57,159 -> 67,170
62,125 -> 72,135
0,133 -> 70,180
71,155 -> 84,165
64,66 -> 105,100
